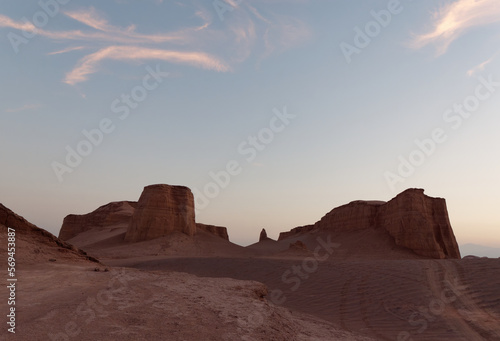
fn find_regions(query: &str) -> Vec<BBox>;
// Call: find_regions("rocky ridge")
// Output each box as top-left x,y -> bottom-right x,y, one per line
0,203 -> 99,264
196,223 -> 229,241
59,201 -> 136,240
279,189 -> 461,259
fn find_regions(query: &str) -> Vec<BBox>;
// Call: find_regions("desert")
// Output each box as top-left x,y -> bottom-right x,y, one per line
2,185 -> 500,340
2,2 -> 500,339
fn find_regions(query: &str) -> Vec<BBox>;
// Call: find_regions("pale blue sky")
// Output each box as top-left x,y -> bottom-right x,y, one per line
1,0 -> 499,246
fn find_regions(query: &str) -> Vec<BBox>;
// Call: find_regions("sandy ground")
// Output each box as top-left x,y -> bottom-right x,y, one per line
0,224 -> 374,340
5,264 -> 376,341
4,263 -> 375,341
114,257 -> 500,340
2,220 -> 500,340
95,228 -> 500,340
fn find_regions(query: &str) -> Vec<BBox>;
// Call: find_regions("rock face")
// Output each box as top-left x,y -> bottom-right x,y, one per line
278,224 -> 315,241
124,184 -> 196,242
315,201 -> 384,231
377,189 -> 460,259
197,223 -> 229,241
278,189 -> 461,259
59,184 -> 232,243
0,203 -> 98,263
259,228 -> 268,242
59,201 -> 137,240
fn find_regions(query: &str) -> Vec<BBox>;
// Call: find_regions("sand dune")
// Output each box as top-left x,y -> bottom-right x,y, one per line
110,256 -> 500,340
10,263 -> 374,341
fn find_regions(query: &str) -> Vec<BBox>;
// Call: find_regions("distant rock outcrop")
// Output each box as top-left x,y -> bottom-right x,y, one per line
125,184 -> 196,242
278,189 -> 461,259
315,201 -> 384,231
277,224 -> 315,241
259,228 -> 268,242
289,240 -> 308,251
197,223 -> 229,241
59,201 -> 137,240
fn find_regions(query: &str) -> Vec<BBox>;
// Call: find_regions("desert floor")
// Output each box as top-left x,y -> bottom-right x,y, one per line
2,224 -> 500,340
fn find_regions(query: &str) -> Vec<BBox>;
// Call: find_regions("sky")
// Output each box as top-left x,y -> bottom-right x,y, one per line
1,0 -> 499,247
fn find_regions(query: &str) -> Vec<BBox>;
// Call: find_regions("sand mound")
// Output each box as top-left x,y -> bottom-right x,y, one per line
69,228 -> 254,261
127,256 -> 500,340
0,203 -> 99,265
15,265 -> 374,340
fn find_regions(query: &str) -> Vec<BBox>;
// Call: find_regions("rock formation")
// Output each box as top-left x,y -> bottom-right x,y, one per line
289,240 -> 308,251
124,184 -> 196,242
315,201 -> 385,231
376,189 -> 460,259
0,203 -> 98,263
59,184 -> 233,243
259,228 -> 269,242
197,223 -> 229,241
278,224 -> 315,241
59,201 -> 137,240
278,189 -> 461,259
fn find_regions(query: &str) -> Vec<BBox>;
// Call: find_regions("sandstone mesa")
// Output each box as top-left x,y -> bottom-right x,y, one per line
278,188 -> 460,259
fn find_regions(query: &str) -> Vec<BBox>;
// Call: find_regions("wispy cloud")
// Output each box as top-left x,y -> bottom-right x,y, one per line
225,0 -> 242,8
64,46 -> 231,85
0,14 -> 36,31
64,7 -> 117,32
62,7 -> 192,44
0,3 -> 311,85
0,13 -> 182,44
5,103 -> 42,113
47,46 -> 86,55
467,55 -> 496,76
411,0 -> 500,55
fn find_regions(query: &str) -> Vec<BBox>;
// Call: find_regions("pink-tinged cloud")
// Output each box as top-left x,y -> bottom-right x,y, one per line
62,8 -> 204,44
47,46 -> 86,55
0,14 -> 36,31
466,55 -> 496,76
0,13 -> 183,44
0,10 -> 189,44
5,103 -> 42,113
225,0 -> 242,8
64,7 -> 114,32
64,46 -> 231,85
411,0 -> 500,55
0,5 -> 311,85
